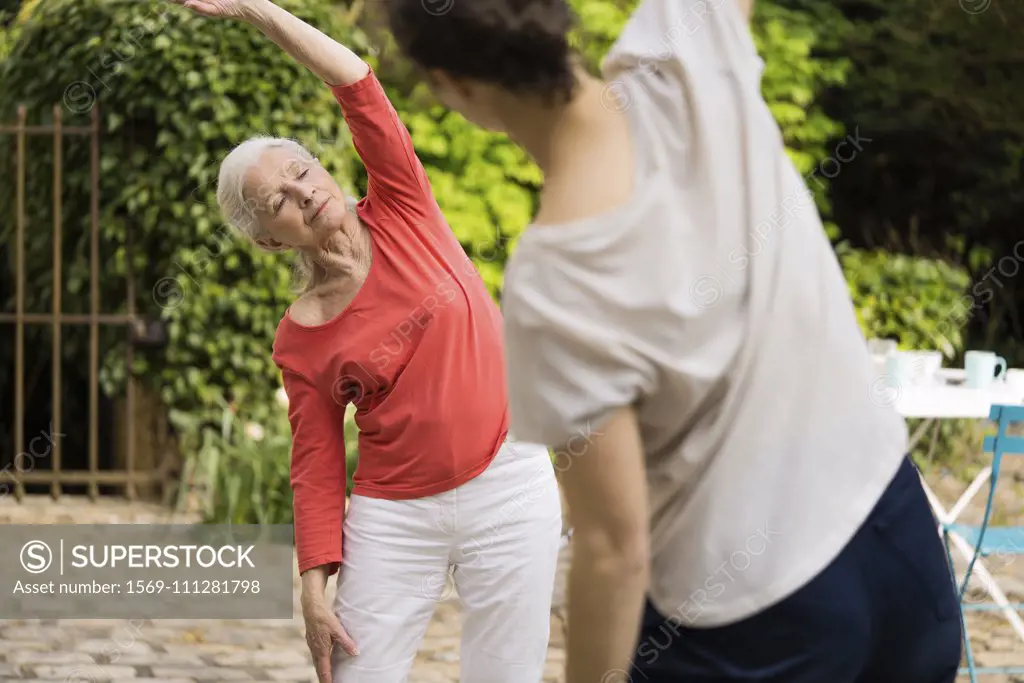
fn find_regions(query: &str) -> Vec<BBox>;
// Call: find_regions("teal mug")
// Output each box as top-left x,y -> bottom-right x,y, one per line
964,350 -> 1007,389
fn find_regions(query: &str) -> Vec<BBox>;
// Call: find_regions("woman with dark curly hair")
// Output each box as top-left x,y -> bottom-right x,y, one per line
384,1 -> 963,682
168,1 -> 563,682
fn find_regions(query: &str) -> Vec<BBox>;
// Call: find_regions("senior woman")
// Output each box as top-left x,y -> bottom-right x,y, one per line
383,1 -> 963,683
167,1 -> 562,682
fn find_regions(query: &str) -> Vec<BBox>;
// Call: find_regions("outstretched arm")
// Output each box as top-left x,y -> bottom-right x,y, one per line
171,0 -> 368,86
172,0 -> 436,215
239,0 -> 369,87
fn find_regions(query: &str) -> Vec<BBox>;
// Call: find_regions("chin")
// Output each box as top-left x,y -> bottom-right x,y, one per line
465,111 -> 505,133
312,209 -> 340,242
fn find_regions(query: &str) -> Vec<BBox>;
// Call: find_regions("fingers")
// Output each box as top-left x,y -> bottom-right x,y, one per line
308,629 -> 336,683
172,0 -> 220,17
314,651 -> 334,683
334,623 -> 360,657
185,1 -> 219,14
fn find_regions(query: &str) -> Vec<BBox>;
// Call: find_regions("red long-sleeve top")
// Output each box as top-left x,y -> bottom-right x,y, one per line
271,68 -> 509,575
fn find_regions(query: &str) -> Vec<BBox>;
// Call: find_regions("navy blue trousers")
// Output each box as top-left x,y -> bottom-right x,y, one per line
630,456 -> 963,683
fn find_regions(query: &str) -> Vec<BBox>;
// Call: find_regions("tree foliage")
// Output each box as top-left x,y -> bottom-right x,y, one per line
0,0 -> 357,443
811,0 -> 1024,361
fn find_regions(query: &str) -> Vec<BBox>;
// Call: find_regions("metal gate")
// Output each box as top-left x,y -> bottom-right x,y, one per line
1,103 -> 169,502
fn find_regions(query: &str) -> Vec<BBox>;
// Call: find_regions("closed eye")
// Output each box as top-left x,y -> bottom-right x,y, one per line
272,169 -> 311,215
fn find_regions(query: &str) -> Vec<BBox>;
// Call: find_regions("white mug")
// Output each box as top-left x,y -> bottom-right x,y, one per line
964,350 -> 1007,390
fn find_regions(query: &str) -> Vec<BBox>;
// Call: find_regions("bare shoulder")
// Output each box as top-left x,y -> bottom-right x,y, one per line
533,112 -> 635,228
736,0 -> 754,22
287,277 -> 365,327
287,293 -> 327,327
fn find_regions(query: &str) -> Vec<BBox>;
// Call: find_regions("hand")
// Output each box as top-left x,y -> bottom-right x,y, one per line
165,0 -> 260,20
301,593 -> 359,683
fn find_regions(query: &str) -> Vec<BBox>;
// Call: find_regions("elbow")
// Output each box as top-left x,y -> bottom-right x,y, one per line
576,523 -> 649,579
610,536 -> 649,580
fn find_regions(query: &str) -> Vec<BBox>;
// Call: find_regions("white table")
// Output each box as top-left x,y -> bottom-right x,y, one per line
895,369 -> 1024,421
893,368 -> 1024,642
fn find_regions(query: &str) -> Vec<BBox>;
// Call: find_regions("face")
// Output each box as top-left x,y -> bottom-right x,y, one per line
242,146 -> 348,251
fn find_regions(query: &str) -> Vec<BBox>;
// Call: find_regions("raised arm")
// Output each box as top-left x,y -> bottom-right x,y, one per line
173,0 -> 435,217
173,0 -> 368,86
241,0 -> 369,86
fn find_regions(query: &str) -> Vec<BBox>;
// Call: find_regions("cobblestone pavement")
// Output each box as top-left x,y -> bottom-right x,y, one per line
2,472 -> 1024,683
0,496 -> 569,683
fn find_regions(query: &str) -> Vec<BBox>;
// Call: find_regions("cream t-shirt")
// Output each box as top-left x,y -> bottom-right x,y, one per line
501,0 -> 908,627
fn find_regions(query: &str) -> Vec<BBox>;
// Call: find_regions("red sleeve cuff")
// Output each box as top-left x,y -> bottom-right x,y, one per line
297,554 -> 342,576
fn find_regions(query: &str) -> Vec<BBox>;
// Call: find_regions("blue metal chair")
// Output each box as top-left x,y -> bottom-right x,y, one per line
944,403 -> 1024,681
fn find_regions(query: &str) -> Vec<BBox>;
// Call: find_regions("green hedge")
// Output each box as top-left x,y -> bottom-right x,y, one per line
0,0 -> 355,426
841,248 -> 972,359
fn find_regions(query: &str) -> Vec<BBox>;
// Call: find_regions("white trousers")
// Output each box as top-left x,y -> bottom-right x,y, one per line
331,439 -> 563,683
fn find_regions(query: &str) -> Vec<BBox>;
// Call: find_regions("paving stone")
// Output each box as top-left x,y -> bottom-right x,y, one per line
57,620 -> 147,629
264,668 -> 316,682
425,650 -> 458,663
75,640 -> 154,657
152,669 -> 254,681
162,645 -> 246,656
210,652 -> 308,667
421,635 -> 460,652
29,664 -> 137,679
10,652 -> 96,665
2,625 -> 69,641
238,619 -> 304,629
193,629 -> 280,647
115,654 -> 208,667
978,651 -> 1024,668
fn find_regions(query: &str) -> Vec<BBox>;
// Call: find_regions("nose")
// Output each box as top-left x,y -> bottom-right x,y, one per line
284,178 -> 315,208
297,185 -> 316,208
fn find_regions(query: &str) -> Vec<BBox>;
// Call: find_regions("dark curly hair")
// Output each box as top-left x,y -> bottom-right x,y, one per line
384,0 -> 579,105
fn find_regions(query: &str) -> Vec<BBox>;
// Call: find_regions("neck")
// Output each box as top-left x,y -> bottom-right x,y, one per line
301,213 -> 372,288
498,68 -> 613,174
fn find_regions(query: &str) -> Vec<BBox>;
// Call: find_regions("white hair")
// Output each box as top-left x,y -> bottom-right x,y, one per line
216,135 -> 315,241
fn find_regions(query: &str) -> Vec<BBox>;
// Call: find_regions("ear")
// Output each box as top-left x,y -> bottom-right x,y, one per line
255,237 -> 286,252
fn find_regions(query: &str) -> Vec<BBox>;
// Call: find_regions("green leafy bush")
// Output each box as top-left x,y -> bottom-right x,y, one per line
171,399 -> 359,525
171,402 -> 293,525
840,248 -> 972,359
0,0 -> 358,428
